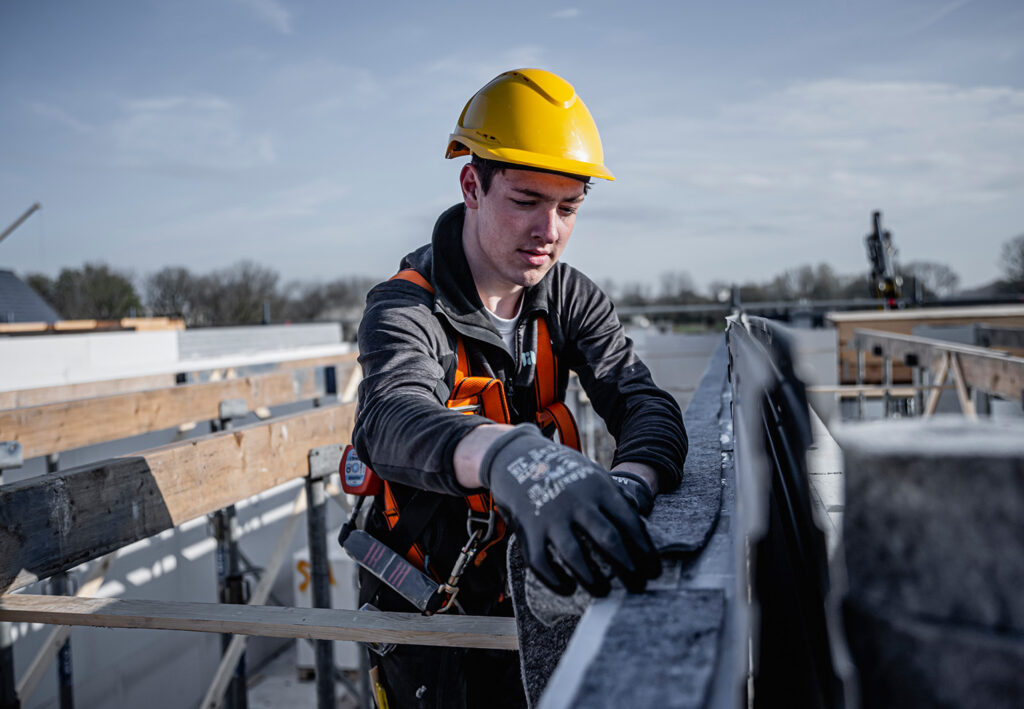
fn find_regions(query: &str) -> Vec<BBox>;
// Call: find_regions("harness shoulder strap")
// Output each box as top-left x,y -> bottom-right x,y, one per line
391,268 -> 434,294
533,317 -> 581,450
534,317 -> 557,406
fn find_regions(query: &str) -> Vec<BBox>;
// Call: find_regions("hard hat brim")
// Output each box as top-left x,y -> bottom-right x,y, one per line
446,136 -> 615,182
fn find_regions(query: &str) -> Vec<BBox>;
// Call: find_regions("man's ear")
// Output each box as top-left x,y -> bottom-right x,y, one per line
460,163 -> 480,209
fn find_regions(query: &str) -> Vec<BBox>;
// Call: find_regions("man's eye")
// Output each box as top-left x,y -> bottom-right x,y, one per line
559,206 -> 578,216
511,199 -> 535,207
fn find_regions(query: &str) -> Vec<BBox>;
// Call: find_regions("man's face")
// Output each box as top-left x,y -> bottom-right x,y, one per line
462,165 -> 586,293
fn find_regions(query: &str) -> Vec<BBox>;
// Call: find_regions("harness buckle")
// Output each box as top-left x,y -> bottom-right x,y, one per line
466,507 -> 496,544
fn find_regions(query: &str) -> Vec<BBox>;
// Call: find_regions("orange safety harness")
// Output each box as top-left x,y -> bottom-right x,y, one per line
385,269 -> 581,576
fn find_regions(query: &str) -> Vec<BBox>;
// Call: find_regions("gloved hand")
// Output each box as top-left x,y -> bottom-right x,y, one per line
610,471 -> 655,516
480,425 -> 660,597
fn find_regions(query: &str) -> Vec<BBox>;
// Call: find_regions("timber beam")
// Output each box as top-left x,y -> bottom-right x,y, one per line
0,402 -> 356,593
852,329 -> 1024,404
0,595 -> 518,651
0,352 -> 357,411
0,361 -> 356,460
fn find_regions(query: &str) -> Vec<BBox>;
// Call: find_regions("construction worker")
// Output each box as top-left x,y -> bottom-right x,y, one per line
352,68 -> 687,708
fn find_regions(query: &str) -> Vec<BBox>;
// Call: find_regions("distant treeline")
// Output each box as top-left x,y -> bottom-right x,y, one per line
604,260 -> 963,308
22,233 -> 1024,328
26,262 -> 376,327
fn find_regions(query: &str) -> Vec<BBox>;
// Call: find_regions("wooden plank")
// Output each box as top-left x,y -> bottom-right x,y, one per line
0,364 -> 338,459
201,490 -> 305,709
854,329 -> 1024,404
949,354 -> 977,419
852,328 -> 1011,359
276,351 -> 358,371
0,318 -> 186,334
806,385 -> 931,398
0,374 -> 177,411
17,554 -> 115,701
828,306 -> 1024,384
0,352 -> 357,411
119,317 -> 186,332
955,352 -> 1024,404
0,322 -> 48,334
0,595 -> 519,651
0,402 -> 356,593
924,353 -> 950,418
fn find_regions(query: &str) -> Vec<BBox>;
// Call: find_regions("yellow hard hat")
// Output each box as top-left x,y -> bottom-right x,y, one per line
446,68 -> 614,181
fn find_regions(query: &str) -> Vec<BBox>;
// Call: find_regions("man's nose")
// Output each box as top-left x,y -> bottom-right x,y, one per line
533,208 -> 560,243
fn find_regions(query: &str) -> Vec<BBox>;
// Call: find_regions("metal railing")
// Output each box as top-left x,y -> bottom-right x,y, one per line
850,328 -> 1024,418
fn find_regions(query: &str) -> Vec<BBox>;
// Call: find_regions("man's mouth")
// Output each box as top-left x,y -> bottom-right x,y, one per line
519,249 -> 551,267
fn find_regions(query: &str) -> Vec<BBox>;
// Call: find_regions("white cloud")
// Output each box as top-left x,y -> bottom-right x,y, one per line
205,178 -> 351,223
551,8 -> 580,19
24,101 -> 93,133
909,0 -> 975,34
112,94 -> 276,172
589,79 -> 1024,287
267,61 -> 385,116
232,0 -> 293,34
424,46 -> 548,85
616,79 -> 1024,209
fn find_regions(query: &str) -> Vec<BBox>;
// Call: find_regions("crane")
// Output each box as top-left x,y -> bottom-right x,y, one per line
865,210 -> 902,308
0,202 -> 42,246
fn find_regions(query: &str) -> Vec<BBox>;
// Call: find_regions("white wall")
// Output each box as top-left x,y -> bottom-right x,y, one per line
0,330 -> 179,391
0,324 -> 347,393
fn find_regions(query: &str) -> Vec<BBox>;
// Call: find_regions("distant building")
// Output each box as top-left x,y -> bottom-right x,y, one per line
0,269 -> 59,323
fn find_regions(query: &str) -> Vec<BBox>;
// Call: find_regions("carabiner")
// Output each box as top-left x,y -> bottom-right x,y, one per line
436,527 -> 484,614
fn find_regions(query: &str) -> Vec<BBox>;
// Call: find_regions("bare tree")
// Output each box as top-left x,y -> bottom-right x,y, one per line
278,277 -> 376,323
1000,234 -> 1024,290
657,271 -> 697,301
199,261 -> 284,325
900,261 -> 960,298
146,266 -> 204,323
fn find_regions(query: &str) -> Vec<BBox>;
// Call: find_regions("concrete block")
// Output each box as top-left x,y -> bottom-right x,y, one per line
844,600 -> 1024,709
839,417 -> 1024,632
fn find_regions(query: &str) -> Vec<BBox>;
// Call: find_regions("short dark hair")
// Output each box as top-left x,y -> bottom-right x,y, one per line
470,154 -> 592,195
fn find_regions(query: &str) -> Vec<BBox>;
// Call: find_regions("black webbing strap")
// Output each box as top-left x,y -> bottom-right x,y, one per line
363,490 -> 446,606
383,489 -> 446,559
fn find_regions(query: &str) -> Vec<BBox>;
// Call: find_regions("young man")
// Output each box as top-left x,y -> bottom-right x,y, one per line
353,68 -> 687,707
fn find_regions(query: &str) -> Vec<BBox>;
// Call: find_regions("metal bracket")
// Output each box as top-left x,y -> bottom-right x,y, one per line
218,398 -> 248,422
0,441 -> 23,470
308,444 -> 345,480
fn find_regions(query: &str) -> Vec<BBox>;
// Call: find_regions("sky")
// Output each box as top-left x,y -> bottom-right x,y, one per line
2,0 -> 1023,294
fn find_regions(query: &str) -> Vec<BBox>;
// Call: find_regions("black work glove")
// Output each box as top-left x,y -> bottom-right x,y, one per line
610,471 -> 655,516
480,425 -> 661,597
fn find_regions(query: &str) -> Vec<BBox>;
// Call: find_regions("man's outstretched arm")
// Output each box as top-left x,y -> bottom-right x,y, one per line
454,423 -> 661,597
